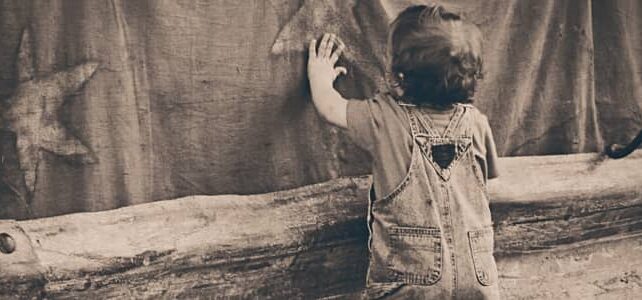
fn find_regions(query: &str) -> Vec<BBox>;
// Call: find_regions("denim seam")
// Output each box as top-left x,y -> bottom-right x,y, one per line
442,184 -> 458,296
468,229 -> 495,286
386,227 -> 443,286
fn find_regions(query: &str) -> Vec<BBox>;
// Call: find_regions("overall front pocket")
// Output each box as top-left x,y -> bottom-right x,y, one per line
386,226 -> 442,285
468,228 -> 499,286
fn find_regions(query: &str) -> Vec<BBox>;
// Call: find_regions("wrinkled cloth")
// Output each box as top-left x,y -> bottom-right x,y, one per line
0,0 -> 641,219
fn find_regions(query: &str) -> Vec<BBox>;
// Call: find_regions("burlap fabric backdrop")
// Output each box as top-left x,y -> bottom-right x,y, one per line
1,0 -> 640,219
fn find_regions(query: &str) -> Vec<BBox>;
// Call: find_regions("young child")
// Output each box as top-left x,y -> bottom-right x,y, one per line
307,4 -> 500,300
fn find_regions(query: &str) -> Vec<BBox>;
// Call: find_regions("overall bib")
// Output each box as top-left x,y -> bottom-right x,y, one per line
364,104 -> 500,299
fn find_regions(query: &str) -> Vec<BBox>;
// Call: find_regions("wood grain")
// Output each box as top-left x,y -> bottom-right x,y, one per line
1,151 -> 641,299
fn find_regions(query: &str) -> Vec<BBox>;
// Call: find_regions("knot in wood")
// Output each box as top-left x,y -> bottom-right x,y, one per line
0,232 -> 16,254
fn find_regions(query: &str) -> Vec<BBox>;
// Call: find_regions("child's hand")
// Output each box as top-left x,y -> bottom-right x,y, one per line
307,33 -> 347,91
306,33 -> 349,129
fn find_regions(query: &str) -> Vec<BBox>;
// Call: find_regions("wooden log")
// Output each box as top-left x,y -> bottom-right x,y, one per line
4,178 -> 372,299
491,151 -> 642,255
497,233 -> 642,299
0,220 -> 46,299
0,151 -> 641,299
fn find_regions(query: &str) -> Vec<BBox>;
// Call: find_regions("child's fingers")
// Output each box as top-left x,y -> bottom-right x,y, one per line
325,34 -> 337,58
309,39 -> 317,58
336,37 -> 346,54
319,33 -> 331,58
330,42 -> 345,64
335,66 -> 348,77
328,33 -> 336,48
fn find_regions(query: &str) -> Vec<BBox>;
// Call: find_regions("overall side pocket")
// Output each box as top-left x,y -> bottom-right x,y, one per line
386,226 -> 442,285
468,228 -> 499,286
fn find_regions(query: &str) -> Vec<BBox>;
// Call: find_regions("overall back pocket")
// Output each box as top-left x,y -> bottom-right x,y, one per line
386,226 -> 442,285
468,228 -> 499,286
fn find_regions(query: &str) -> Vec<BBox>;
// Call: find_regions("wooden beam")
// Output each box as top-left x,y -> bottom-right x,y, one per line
0,151 -> 641,299
0,220 -> 45,299
491,151 -> 642,254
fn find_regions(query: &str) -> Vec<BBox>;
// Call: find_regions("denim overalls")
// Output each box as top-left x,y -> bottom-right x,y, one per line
364,104 -> 500,299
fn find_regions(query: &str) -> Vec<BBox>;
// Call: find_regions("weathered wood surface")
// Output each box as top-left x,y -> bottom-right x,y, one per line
3,178 -> 372,299
498,233 -> 642,300
491,151 -> 642,255
0,151 -> 641,299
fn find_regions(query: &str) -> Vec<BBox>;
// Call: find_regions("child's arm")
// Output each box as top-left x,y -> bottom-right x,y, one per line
307,33 -> 349,129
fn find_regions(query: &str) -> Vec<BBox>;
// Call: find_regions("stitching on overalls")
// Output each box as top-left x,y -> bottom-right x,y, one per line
467,229 -> 496,286
411,106 -> 473,182
470,152 -> 487,190
442,183 -> 458,295
366,101 -> 499,298
372,107 -> 422,204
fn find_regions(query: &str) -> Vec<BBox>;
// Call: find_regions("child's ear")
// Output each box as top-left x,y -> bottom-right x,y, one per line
386,77 -> 405,100
386,72 -> 404,87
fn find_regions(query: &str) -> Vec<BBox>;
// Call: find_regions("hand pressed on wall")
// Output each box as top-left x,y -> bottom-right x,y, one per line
307,33 -> 350,129
307,33 -> 347,90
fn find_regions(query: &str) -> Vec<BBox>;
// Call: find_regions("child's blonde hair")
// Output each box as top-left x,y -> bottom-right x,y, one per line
388,5 -> 484,106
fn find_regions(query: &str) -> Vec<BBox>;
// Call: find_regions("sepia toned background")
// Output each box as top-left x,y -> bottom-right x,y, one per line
1,0 -> 641,219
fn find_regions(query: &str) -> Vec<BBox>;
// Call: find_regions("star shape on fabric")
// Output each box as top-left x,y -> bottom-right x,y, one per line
2,29 -> 99,195
271,0 -> 389,88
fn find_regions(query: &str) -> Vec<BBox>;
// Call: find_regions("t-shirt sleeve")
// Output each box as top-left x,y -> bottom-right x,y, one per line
483,116 -> 500,179
346,95 -> 403,155
346,99 -> 377,154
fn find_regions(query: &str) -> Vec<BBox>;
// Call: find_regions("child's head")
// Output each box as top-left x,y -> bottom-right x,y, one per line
388,5 -> 483,106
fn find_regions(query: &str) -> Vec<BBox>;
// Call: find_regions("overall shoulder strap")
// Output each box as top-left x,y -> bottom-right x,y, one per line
403,105 -> 442,136
401,105 -> 421,136
443,105 -> 469,137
